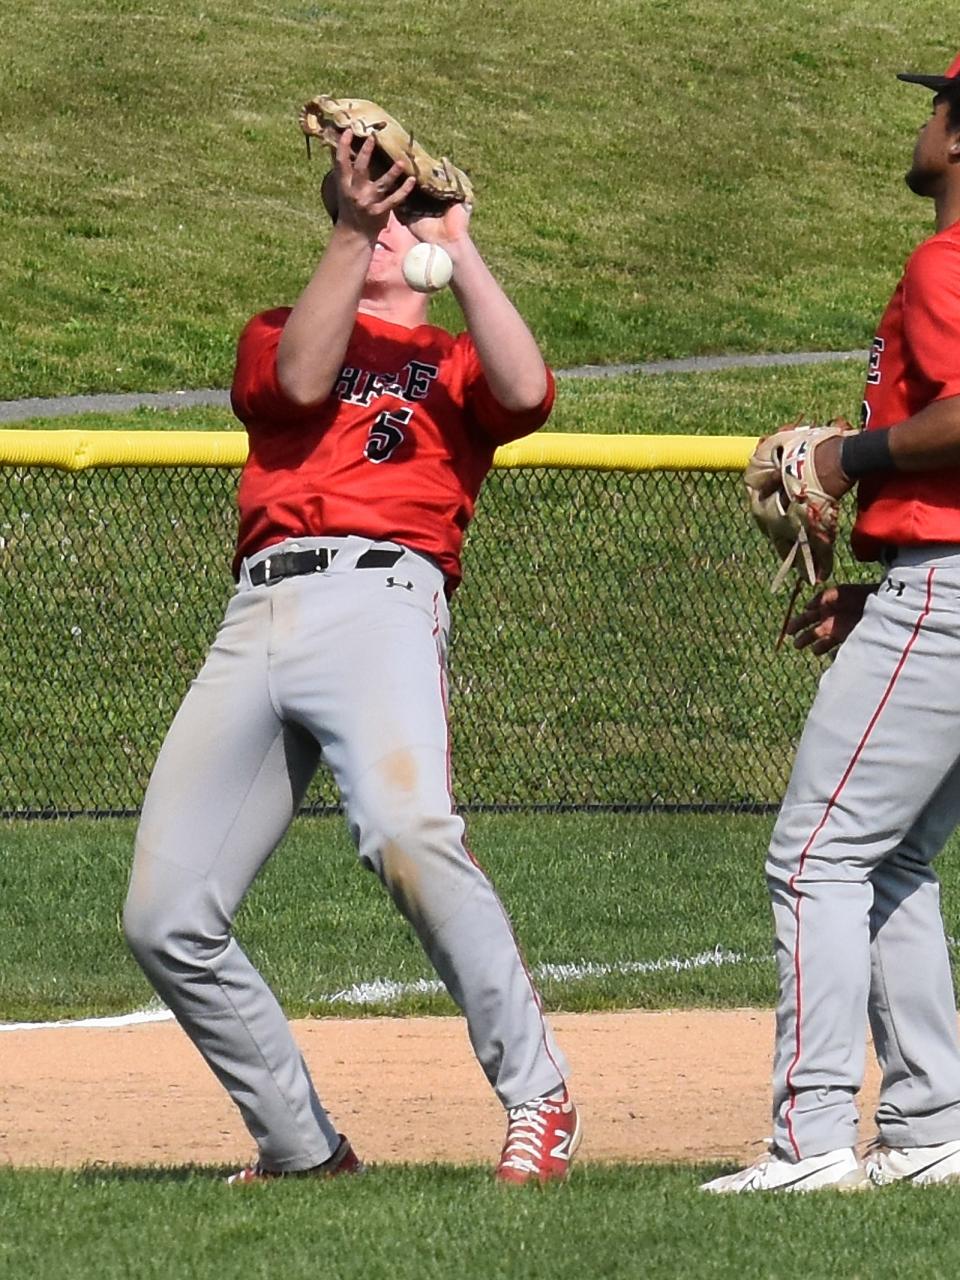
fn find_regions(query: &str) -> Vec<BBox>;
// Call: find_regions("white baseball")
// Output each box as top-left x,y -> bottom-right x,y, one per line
402,242 -> 454,294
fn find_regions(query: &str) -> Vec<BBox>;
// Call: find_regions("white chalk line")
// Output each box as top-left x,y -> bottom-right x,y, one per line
0,1007 -> 176,1032
0,945 -> 759,1031
321,946 -> 754,1008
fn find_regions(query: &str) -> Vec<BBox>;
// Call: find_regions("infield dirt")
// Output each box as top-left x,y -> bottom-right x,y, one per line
0,1009 -> 886,1169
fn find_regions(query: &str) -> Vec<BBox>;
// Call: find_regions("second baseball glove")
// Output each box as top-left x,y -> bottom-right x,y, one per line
745,418 -> 855,591
300,95 -> 473,221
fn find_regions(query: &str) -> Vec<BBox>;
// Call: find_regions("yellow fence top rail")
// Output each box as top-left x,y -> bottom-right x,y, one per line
0,429 -> 755,473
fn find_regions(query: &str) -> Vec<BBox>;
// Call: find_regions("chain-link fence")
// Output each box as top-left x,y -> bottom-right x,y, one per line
0,436 -> 874,816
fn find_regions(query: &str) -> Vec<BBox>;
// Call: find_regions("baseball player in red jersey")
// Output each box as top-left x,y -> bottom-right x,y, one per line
704,54 -> 960,1193
122,128 -> 579,1184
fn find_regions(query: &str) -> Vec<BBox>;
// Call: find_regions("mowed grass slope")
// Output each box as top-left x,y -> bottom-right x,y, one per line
0,0 -> 952,399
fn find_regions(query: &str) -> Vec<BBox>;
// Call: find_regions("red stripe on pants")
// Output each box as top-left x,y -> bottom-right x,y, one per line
783,569 -> 935,1159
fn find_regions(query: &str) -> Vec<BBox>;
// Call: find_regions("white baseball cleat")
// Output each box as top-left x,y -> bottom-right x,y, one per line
864,1138 -> 960,1186
700,1144 -> 871,1194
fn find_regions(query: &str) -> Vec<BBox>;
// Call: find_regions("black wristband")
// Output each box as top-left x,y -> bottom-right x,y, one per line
840,428 -> 895,479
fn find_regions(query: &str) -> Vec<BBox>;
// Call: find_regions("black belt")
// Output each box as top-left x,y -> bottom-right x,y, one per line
249,547 -> 403,586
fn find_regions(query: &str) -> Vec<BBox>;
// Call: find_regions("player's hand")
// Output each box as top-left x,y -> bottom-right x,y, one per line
332,131 -> 416,237
812,434 -> 855,500
405,201 -> 473,250
784,582 -> 877,655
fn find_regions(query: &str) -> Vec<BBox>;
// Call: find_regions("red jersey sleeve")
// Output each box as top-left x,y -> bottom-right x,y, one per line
230,308 -> 323,428
456,333 -> 556,445
902,237 -> 960,402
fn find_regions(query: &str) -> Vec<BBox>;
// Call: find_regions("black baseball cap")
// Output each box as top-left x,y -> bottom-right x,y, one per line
898,52 -> 960,91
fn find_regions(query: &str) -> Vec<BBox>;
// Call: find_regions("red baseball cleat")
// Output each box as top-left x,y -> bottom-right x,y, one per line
226,1134 -> 364,1184
495,1089 -> 582,1185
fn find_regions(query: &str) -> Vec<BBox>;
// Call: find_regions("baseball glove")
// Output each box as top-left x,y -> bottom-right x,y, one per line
744,418 -> 854,592
300,95 -> 474,221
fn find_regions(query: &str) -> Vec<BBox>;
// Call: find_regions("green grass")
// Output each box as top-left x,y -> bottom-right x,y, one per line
5,812 -> 960,1023
0,0 -> 950,399
0,812 -> 775,1021
4,1165 -> 960,1280
549,361 -> 870,437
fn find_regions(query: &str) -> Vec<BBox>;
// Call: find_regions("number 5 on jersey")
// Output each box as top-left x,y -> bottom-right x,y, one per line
365,407 -> 413,463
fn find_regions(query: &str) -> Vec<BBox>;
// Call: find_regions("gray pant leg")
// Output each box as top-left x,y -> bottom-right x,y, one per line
277,562 -> 568,1108
870,754 -> 960,1145
350,779 -> 567,1108
768,561 -> 960,1159
123,590 -> 337,1171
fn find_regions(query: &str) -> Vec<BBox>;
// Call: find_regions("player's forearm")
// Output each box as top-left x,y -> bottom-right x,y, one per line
277,226 -> 375,405
889,394 -> 960,469
448,241 -> 548,411
841,394 -> 960,478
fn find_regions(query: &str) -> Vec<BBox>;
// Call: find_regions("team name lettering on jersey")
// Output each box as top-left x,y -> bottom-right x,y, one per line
866,336 -> 885,386
861,336 -> 885,428
334,360 -> 440,408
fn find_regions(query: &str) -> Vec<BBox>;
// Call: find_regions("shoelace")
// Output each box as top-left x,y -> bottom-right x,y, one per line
499,1099 -> 564,1172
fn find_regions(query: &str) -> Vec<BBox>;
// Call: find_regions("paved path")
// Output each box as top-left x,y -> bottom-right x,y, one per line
0,350 -> 868,425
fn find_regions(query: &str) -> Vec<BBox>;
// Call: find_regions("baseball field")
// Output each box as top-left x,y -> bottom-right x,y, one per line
4,1 -> 960,1276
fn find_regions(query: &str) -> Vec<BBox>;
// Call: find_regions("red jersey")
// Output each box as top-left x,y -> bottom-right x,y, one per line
230,309 -> 555,589
852,220 -> 960,559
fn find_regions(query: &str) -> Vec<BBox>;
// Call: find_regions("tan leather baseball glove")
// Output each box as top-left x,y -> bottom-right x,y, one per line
300,95 -> 474,221
745,419 -> 855,591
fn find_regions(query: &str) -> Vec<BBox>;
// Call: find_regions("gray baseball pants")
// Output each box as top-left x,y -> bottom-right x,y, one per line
123,535 -> 568,1171
767,543 -> 960,1159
